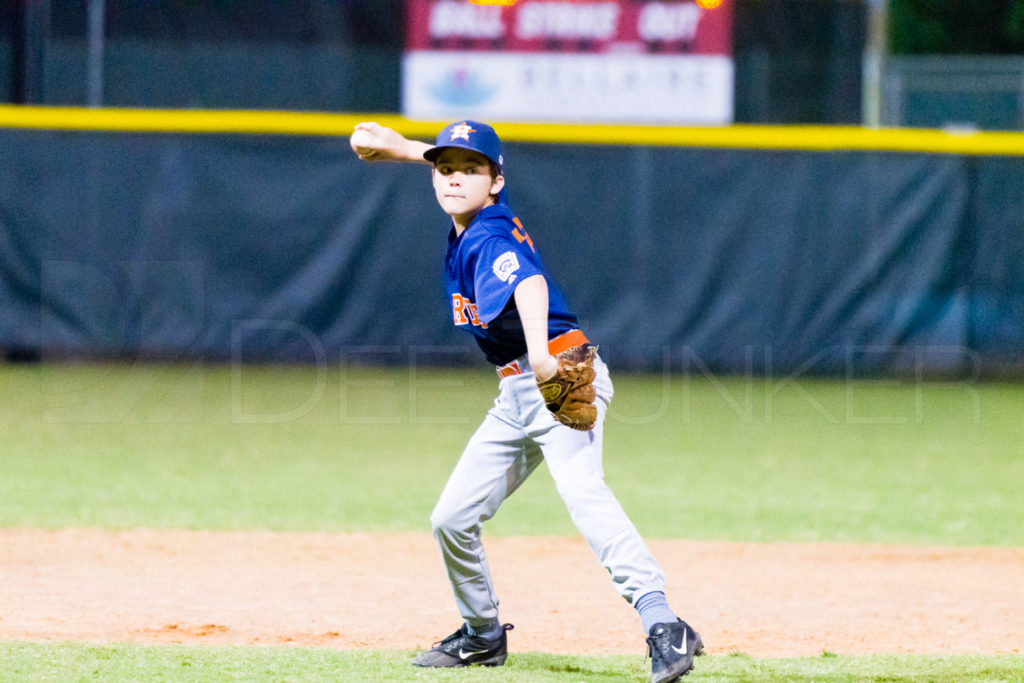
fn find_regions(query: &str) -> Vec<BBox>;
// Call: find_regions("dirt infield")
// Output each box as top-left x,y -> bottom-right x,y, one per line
1,528 -> 1021,657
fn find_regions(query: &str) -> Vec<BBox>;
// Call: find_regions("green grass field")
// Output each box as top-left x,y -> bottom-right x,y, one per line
1,362 -> 1023,681
3,642 -> 1024,683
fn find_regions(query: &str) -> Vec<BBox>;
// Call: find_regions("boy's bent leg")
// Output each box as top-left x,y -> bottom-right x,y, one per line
430,412 -> 542,626
533,400 -> 667,604
532,385 -> 704,681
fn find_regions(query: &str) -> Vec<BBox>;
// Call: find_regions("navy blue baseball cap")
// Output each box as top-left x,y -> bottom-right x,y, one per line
423,120 -> 504,171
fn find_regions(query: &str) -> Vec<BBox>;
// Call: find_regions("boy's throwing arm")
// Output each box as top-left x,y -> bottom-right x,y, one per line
350,122 -> 433,164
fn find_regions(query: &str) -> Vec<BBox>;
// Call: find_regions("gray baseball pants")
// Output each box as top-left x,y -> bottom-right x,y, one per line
429,353 -> 667,625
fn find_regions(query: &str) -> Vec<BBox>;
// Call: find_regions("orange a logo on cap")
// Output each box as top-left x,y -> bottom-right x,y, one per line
450,122 -> 477,141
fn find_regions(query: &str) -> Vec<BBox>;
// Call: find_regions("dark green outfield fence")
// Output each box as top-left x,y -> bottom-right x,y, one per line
1,107 -> 1022,375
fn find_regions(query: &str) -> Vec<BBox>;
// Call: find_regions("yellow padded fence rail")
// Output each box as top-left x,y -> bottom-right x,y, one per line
3,104 -> 1024,156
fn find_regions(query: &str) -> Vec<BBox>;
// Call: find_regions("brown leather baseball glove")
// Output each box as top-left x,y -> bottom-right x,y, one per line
536,344 -> 599,431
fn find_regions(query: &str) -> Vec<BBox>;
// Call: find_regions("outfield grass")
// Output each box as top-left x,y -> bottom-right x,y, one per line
2,641 -> 1023,682
0,362 -> 1021,545
1,362 -> 1022,682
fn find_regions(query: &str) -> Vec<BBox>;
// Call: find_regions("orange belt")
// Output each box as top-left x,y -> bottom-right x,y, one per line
496,361 -> 523,379
496,330 -> 590,378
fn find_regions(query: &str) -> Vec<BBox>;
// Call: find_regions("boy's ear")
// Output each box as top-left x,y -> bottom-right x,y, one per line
491,174 -> 505,195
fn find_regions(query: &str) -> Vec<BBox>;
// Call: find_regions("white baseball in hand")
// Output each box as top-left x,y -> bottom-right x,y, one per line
350,129 -> 376,155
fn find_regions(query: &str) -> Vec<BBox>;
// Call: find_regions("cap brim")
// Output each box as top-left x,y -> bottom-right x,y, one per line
422,146 -> 444,163
423,143 -> 499,168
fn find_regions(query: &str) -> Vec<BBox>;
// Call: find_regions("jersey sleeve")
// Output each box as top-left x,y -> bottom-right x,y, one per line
473,235 -> 544,324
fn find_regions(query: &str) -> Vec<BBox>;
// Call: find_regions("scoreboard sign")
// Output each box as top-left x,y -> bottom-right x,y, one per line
403,0 -> 734,124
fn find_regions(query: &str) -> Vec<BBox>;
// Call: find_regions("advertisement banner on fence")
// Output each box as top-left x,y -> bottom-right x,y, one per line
402,0 -> 734,124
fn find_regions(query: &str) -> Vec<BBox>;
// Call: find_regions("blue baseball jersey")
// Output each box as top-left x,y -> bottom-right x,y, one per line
444,203 -> 579,366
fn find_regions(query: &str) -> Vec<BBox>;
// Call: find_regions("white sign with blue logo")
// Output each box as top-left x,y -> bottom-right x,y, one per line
403,50 -> 733,124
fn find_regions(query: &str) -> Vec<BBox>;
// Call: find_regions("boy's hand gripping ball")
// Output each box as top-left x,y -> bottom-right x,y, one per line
536,345 -> 599,431
349,129 -> 376,156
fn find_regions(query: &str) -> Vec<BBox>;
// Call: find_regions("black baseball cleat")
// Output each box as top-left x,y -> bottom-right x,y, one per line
412,623 -> 514,668
646,619 -> 704,683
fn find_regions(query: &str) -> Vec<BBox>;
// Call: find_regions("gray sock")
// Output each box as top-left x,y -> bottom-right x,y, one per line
635,590 -> 677,635
466,619 -> 503,639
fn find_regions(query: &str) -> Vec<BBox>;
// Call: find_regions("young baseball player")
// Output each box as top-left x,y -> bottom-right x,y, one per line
350,120 -> 703,683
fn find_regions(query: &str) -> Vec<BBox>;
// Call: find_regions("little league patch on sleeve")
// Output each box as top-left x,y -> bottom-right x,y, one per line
492,251 -> 520,284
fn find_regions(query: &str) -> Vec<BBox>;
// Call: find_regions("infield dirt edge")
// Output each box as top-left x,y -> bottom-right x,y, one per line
1,528 -> 1021,658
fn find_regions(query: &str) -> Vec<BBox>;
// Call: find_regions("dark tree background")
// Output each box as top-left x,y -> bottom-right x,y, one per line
890,0 -> 1024,54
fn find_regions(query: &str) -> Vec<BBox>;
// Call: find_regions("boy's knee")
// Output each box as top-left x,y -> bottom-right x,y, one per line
430,505 -> 481,541
429,510 -> 449,536
430,507 -> 463,537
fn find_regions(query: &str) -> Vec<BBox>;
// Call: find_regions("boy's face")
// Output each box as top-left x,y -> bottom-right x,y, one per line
431,148 -> 505,227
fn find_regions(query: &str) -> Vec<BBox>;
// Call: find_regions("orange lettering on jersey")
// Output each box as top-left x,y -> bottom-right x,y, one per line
511,217 -> 535,252
466,301 -> 489,328
452,293 -> 488,329
452,293 -> 469,325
